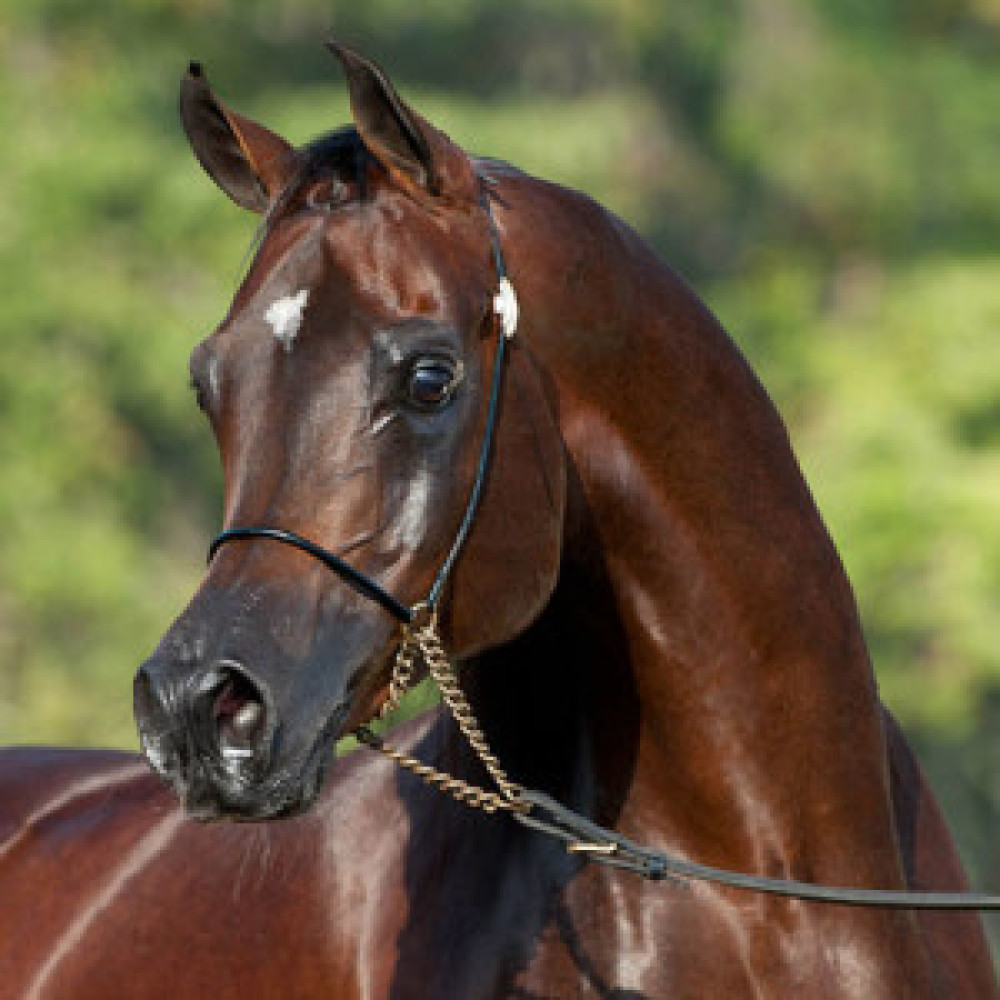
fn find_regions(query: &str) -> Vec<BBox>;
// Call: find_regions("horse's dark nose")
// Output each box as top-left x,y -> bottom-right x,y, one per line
134,655 -> 274,793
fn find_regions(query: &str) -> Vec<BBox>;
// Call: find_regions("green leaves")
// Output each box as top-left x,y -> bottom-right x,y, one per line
2,2 -> 997,746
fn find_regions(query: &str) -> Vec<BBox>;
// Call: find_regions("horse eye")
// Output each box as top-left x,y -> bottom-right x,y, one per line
407,358 -> 462,409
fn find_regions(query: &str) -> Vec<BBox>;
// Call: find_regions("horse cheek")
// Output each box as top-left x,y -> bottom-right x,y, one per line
445,348 -> 565,656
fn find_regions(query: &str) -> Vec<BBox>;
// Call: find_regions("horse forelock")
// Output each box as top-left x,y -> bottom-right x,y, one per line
239,127 -> 499,311
238,127 -> 370,268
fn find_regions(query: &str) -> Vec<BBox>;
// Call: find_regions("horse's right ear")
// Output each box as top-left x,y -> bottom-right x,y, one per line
179,63 -> 298,213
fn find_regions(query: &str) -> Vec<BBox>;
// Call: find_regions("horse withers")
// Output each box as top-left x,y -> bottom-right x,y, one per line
0,44 -> 995,999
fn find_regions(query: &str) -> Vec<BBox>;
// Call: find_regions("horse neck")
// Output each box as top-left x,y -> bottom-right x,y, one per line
492,186 -> 908,890
559,411 -> 898,881
464,531 -> 641,824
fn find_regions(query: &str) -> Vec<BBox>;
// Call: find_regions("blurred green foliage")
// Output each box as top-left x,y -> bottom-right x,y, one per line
0,0 -> 997,927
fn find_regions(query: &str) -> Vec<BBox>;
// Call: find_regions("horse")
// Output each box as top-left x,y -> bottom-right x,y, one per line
0,43 -> 995,999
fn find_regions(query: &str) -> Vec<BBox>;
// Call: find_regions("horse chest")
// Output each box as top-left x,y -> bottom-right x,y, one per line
0,751 -> 983,999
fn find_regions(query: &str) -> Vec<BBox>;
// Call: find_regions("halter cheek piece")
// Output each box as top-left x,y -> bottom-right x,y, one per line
205,191 -> 1000,912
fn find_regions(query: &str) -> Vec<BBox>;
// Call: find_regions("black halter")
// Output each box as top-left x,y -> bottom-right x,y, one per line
207,192 -> 513,625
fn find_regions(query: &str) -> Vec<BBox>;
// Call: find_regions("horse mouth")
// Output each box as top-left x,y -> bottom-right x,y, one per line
179,760 -> 333,821
139,697 -> 348,822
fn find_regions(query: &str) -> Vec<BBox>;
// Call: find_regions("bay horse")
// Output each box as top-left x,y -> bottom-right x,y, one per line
0,44 -> 995,998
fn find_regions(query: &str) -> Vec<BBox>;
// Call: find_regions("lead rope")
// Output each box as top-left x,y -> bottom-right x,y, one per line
355,604 -> 525,815
356,636 -> 1000,909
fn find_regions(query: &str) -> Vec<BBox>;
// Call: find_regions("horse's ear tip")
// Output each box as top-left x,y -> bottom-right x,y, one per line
181,62 -> 208,103
324,40 -> 349,63
325,40 -> 369,73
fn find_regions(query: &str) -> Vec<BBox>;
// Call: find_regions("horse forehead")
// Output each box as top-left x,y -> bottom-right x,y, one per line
228,219 -> 326,330
226,198 -> 487,352
329,200 -> 484,301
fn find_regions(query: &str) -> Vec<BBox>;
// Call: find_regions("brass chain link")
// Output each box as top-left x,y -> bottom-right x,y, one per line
377,629 -> 417,720
356,604 -> 526,815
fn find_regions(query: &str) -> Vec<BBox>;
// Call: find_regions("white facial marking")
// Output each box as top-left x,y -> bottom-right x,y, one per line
207,356 -> 222,399
265,289 -> 310,352
493,277 -> 519,339
393,464 -> 432,549
369,410 -> 398,437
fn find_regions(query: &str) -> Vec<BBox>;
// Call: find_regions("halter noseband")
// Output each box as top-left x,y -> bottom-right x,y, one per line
207,191 -> 516,625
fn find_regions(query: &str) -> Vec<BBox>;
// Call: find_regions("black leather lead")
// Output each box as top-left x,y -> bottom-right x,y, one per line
514,790 -> 1000,909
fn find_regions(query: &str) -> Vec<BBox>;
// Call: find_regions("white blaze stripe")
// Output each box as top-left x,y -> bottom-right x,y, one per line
265,289 -> 310,352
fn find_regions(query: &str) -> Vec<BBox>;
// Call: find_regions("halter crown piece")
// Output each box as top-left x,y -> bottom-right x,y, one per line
206,192 -> 1000,911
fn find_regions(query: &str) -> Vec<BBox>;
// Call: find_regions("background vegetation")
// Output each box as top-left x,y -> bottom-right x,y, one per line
1,0 -> 997,943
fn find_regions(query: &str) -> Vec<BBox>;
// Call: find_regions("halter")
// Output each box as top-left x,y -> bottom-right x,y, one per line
209,193 -> 515,626
206,192 -> 1000,913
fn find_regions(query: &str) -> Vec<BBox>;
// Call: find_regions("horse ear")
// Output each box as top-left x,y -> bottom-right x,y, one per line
179,63 -> 298,213
326,42 -> 478,204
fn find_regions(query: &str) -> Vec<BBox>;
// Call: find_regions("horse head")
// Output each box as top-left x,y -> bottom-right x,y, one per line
133,44 -> 565,819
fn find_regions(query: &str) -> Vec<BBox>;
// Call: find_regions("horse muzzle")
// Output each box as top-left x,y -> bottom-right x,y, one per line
134,651 -> 340,819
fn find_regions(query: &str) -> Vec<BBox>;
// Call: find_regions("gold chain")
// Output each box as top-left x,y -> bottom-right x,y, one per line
356,605 -> 525,815
377,629 -> 417,720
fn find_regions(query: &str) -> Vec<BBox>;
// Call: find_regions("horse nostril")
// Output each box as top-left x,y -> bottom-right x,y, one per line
133,665 -> 157,718
206,665 -> 269,761
134,660 -> 180,778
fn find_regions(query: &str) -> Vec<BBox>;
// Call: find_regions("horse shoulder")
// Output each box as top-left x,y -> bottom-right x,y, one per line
0,744 -> 413,998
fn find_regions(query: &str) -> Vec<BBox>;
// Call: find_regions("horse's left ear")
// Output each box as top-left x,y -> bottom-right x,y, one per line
326,42 -> 479,204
